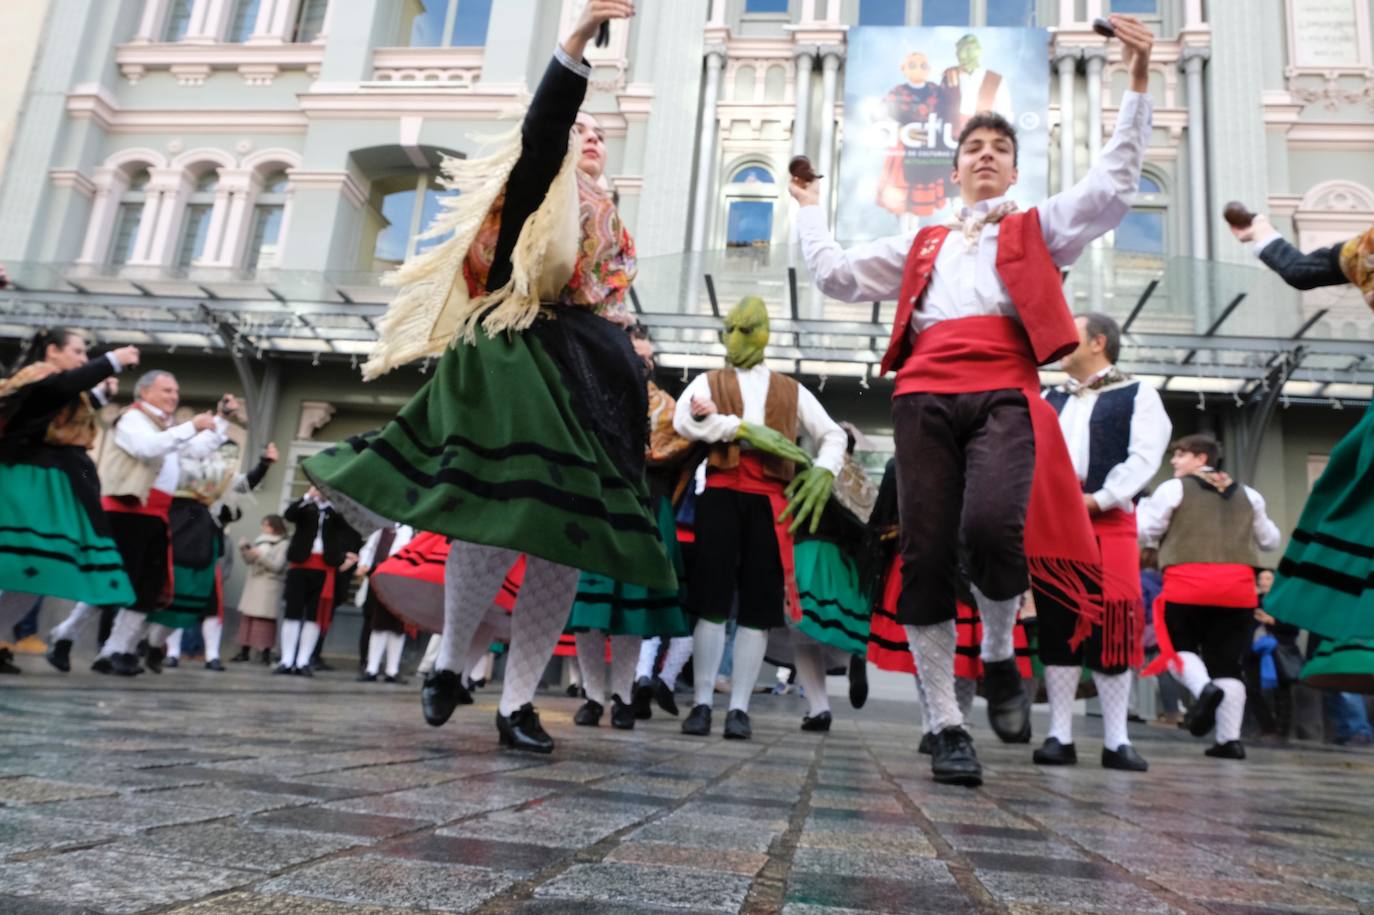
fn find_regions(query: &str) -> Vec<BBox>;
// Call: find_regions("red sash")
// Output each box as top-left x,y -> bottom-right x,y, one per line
102,489 -> 175,607
291,553 -> 337,631
893,316 -> 1105,645
706,453 -> 801,622
1092,508 -> 1145,669
1141,562 -> 1258,677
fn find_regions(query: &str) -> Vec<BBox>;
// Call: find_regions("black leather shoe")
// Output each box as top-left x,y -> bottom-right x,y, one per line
983,658 -> 1031,744
723,709 -> 752,740
565,683 -> 580,697
314,659 -> 335,672
1205,740 -> 1246,759
848,655 -> 869,709
496,703 -> 554,753
46,639 -> 72,673
1032,737 -> 1078,766
1186,683 -> 1225,737
930,726 -> 983,787
574,699 -> 604,726
163,656 -> 178,668
0,648 -> 19,674
273,664 -> 293,675
918,732 -> 933,755
801,711 -> 832,732
681,703 -> 711,736
144,646 -> 165,674
1102,744 -> 1149,771
296,664 -> 313,678
610,694 -> 635,730
421,669 -> 469,727
91,655 -> 113,674
205,659 -> 225,672
357,672 -> 378,682
259,650 -> 272,665
110,653 -> 143,677
384,674 -> 407,685
630,677 -> 654,720
654,676 -> 680,716
231,646 -> 251,662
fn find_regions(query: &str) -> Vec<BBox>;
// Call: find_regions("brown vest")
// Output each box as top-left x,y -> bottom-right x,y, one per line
1158,478 -> 1261,569
704,368 -> 800,483
99,407 -> 166,504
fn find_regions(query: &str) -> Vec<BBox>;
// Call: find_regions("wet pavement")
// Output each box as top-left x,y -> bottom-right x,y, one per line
1,661 -> 1372,914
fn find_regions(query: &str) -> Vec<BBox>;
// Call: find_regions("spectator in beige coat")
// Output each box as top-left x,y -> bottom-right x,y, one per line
231,514 -> 289,665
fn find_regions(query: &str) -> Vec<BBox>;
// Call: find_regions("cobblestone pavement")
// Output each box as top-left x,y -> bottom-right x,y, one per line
1,663 -> 1372,914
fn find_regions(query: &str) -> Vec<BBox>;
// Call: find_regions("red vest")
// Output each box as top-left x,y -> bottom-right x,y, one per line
878,209 -> 1080,376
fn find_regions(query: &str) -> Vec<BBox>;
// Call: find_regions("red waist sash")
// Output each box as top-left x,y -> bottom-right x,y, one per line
291,553 -> 338,632
1142,562 -> 1258,678
102,488 -> 173,520
706,452 -> 801,622
1093,508 -> 1145,669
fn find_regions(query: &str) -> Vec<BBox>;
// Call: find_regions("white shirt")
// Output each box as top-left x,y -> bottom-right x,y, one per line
671,364 -> 848,477
1136,473 -> 1282,552
797,90 -> 1153,336
1047,370 -> 1171,514
952,66 -> 1014,119
113,404 -> 229,495
356,524 -> 415,606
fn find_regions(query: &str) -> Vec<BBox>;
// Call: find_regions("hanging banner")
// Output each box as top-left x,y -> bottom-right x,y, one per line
836,27 -> 1051,242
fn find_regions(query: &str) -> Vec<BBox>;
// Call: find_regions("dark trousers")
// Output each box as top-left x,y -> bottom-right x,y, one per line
688,488 -> 785,630
283,568 -> 327,622
892,390 -> 1035,626
1163,603 -> 1251,681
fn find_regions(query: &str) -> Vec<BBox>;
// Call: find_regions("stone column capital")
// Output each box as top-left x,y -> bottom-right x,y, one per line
1179,47 -> 1211,69
819,44 -> 845,63
704,44 -> 728,61
793,44 -> 820,62
1054,48 -> 1082,68
1081,47 -> 1110,65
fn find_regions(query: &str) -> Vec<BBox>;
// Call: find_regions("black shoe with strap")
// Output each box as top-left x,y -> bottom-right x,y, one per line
654,677 -> 680,716
610,694 -> 635,730
983,658 -> 1031,743
1205,740 -> 1246,759
723,709 -> 752,740
681,703 -> 711,736
231,646 -> 251,662
630,677 -> 654,720
357,672 -> 378,682
144,646 -> 165,674
1186,682 -> 1225,737
848,655 -> 869,709
574,699 -> 604,726
205,659 -> 225,672
1102,743 -> 1149,771
930,726 -> 983,787
1032,737 -> 1078,766
421,669 -> 470,726
46,639 -> 72,673
496,703 -> 554,753
801,710 -> 832,732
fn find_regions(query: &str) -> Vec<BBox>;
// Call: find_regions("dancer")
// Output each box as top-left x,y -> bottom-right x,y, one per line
793,15 -> 1155,785
1137,433 -> 1281,759
303,2 -> 673,754
1034,312 -> 1169,771
232,514 -> 289,664
673,295 -> 847,740
0,330 -> 140,668
1229,213 -> 1374,689
277,487 -> 361,676
356,522 -> 415,683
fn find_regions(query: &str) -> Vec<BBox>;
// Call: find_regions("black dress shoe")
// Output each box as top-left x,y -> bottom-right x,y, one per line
801,710 -> 833,732
1032,737 -> 1078,766
259,650 -> 273,665
1186,683 -> 1225,737
1205,740 -> 1246,759
162,655 -> 178,668
682,703 -> 712,736
983,658 -> 1031,744
91,655 -> 113,674
205,659 -> 225,672
273,664 -> 293,675
1102,744 -> 1149,771
144,646 -> 165,674
918,732 -> 933,755
653,677 -> 680,716
384,674 -> 407,685
357,672 -> 378,682
110,653 -> 143,677
630,677 -> 654,720
496,703 -> 554,753
723,709 -> 752,740
574,699 -> 604,726
565,683 -> 580,697
930,726 -> 983,787
46,639 -> 72,673
231,647 -> 251,662
314,659 -> 335,672
296,664 -> 313,678
848,655 -> 869,709
421,669 -> 469,726
470,677 -> 486,689
610,694 -> 635,730
0,648 -> 20,674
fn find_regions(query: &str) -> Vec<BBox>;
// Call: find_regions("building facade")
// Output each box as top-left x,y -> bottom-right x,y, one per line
0,0 -> 1371,580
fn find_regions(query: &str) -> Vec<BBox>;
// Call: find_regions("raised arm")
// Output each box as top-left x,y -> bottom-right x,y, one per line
1255,232 -> 1347,290
792,207 -> 913,303
672,373 -> 736,443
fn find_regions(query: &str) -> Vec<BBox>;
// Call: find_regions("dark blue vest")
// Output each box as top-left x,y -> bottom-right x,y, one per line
1045,382 -> 1138,495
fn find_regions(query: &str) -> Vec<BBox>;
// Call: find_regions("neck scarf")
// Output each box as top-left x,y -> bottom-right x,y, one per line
947,199 -> 1019,245
1065,365 -> 1129,396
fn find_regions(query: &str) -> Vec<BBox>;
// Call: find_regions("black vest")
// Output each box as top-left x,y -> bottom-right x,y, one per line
1045,382 -> 1139,496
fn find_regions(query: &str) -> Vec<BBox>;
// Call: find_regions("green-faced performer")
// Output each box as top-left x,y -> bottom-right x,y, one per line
672,295 -> 847,740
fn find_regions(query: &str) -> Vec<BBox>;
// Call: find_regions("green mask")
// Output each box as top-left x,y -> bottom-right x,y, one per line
723,296 -> 770,370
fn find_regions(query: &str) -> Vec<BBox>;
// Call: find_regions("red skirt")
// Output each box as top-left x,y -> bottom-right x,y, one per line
369,532 -> 524,634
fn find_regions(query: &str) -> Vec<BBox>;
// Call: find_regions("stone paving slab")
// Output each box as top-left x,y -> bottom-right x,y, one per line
1,661 -> 1372,914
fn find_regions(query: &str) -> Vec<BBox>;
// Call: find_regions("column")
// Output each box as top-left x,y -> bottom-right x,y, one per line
1182,48 -> 1211,260
1184,0 -> 1205,28
1206,4 -> 1267,265
197,181 -> 234,267
76,169 -> 126,265
792,46 -> 815,157
1083,48 -> 1106,163
133,0 -> 171,42
212,169 -> 255,267
817,46 -> 842,222
271,0 -> 297,37
142,169 -> 191,266
1055,50 -> 1079,193
186,0 -> 230,42
688,45 -> 726,252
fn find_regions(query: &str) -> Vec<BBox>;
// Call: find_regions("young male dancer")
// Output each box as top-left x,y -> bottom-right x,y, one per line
793,15 -> 1156,785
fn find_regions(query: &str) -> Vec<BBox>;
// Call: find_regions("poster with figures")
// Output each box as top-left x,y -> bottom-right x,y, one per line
836,27 -> 1051,242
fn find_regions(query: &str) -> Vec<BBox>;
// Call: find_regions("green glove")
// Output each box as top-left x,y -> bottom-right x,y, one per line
735,421 -> 814,469
779,466 -> 835,535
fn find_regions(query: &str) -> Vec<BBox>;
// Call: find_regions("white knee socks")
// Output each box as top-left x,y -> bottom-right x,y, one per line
279,619 -> 301,667
50,601 -> 97,644
500,557 -> 578,716
636,636 -> 661,681
792,639 -> 831,717
906,621 -> 961,732
437,544 -> 512,675
610,634 -> 639,702
366,631 -> 387,675
295,621 -> 321,667
164,628 -> 182,658
462,621 -> 499,685
1175,650 -> 1211,697
973,584 -> 1019,663
147,622 -> 174,650
729,626 -> 768,713
914,674 -> 933,734
692,619 -> 728,707
954,675 -> 977,721
1044,664 -> 1080,745
383,632 -> 404,677
575,630 -> 608,705
1214,677 -> 1246,744
418,633 -> 441,674
661,636 -> 693,687
1093,670 -> 1133,751
202,617 -> 222,663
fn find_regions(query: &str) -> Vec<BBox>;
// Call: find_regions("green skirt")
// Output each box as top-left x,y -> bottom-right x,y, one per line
1302,638 -> 1374,694
149,537 -> 221,630
566,496 -> 690,637
794,539 -> 870,656
1268,399 -> 1374,642
0,463 -> 134,606
303,314 -> 673,592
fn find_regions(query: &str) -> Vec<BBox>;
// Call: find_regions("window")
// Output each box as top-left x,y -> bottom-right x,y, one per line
1109,0 -> 1157,12
107,170 -> 150,266
987,0 -> 1034,27
407,0 -> 493,47
371,173 -> 457,270
860,0 -> 907,26
1116,173 -> 1166,255
920,0 -> 970,26
245,171 -> 289,271
745,0 -> 790,12
293,0 -> 329,41
228,0 -> 263,42
176,173 -> 219,268
727,201 -> 774,247
731,166 -> 774,185
162,0 -> 195,41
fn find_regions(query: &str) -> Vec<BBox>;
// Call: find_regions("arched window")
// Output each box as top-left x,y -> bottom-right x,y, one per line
1116,172 -> 1167,256
731,166 -> 775,185
245,170 -> 289,270
370,172 -> 457,270
724,164 -> 778,248
228,0 -> 263,42
293,0 -> 330,41
176,172 -> 220,268
407,0 -> 493,47
163,0 -> 195,41
107,169 -> 150,266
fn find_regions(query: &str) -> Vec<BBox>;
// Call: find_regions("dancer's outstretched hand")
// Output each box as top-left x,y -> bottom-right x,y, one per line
1109,14 -> 1154,93
788,175 -> 820,208
780,467 -> 835,535
1229,213 -> 1273,245
563,1 -> 635,60
737,422 -> 814,469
